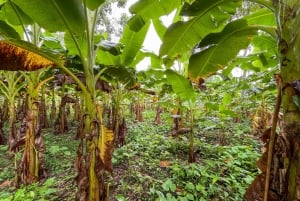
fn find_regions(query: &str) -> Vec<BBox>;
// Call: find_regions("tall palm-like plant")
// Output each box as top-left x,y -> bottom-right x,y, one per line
0,71 -> 24,152
0,0 -> 150,200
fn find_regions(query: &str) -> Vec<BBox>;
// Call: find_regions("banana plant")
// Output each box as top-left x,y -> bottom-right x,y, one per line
109,85 -> 128,147
153,0 -> 299,200
54,83 -> 77,134
17,70 -> 53,186
165,69 -> 197,163
0,71 -> 25,152
0,0 -> 151,200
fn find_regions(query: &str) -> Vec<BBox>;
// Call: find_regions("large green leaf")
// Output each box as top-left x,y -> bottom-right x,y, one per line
127,15 -> 146,32
96,22 -> 150,67
130,50 -> 147,68
64,32 -> 88,58
128,0 -> 180,31
102,66 -> 136,86
152,19 -> 167,40
188,19 -> 258,78
41,35 -> 65,51
180,0 -> 239,16
165,69 -> 195,101
251,34 -> 277,54
82,0 -> 105,10
120,22 -> 150,66
129,0 -> 180,19
11,0 -> 85,34
2,2 -> 33,25
245,8 -> 276,26
0,20 -> 20,39
160,0 -> 241,57
130,50 -> 162,70
96,49 -> 121,66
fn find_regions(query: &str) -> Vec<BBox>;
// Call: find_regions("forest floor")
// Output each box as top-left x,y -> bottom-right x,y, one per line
0,111 -> 262,201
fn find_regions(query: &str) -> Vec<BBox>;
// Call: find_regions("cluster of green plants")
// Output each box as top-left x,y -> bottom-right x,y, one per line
150,144 -> 259,201
108,108 -> 261,201
0,178 -> 57,201
0,97 -> 263,201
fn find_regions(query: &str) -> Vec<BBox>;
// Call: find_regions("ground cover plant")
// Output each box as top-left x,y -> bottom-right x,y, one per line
0,103 -> 262,200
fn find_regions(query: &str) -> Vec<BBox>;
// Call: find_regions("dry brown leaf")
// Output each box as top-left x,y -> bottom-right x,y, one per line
0,180 -> 12,189
159,160 -> 172,168
0,41 -> 56,71
98,125 -> 114,173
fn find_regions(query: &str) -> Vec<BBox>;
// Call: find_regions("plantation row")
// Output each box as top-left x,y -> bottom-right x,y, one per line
0,81 -> 263,200
0,0 -> 299,200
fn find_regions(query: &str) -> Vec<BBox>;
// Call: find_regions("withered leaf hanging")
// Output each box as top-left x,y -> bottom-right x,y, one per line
98,125 -> 114,173
0,40 -> 63,71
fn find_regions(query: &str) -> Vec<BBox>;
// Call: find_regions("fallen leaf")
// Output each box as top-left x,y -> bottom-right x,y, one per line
0,180 -> 12,189
159,161 -> 172,168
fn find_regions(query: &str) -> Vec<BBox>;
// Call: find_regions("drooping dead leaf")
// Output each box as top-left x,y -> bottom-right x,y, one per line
256,149 -> 268,172
75,141 -> 88,201
244,173 -> 279,201
98,125 -> 114,173
0,41 -> 56,71
260,127 -> 271,143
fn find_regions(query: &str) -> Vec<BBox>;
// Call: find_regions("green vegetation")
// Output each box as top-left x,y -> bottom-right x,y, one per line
0,107 -> 261,200
0,0 -> 299,200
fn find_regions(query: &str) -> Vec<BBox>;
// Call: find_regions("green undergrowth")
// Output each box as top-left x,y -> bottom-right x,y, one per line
0,126 -> 78,201
109,112 -> 260,201
0,111 -> 261,201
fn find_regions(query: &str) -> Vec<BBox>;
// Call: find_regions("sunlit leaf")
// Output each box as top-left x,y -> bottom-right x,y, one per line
82,0 -> 105,10
96,49 -> 121,66
41,36 -> 64,51
3,2 -> 33,25
245,8 -> 276,26
130,50 -> 147,67
251,34 -> 277,54
165,69 -> 195,102
152,18 -> 167,40
12,0 -> 85,34
120,22 -> 150,66
129,0 -> 180,19
64,32 -> 87,57
222,93 -> 232,105
160,0 -> 241,57
127,15 -> 146,32
188,19 -> 258,78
